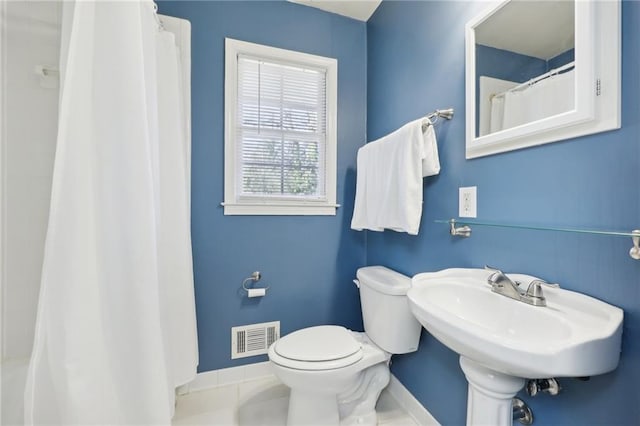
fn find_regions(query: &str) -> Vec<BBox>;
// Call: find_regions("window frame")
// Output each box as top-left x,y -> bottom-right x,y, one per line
223,38 -> 338,216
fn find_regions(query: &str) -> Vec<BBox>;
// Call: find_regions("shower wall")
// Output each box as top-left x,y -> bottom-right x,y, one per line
1,1 -> 61,361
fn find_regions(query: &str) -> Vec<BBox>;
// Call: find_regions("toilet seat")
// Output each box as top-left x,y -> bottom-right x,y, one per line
271,325 -> 363,371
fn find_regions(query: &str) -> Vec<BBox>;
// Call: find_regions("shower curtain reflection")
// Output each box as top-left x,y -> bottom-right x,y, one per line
490,69 -> 575,132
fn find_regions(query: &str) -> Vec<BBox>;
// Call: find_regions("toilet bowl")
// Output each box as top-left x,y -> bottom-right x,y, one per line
268,266 -> 422,426
269,326 -> 389,425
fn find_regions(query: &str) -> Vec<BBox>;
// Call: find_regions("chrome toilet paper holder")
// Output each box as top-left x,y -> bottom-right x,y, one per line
242,271 -> 270,296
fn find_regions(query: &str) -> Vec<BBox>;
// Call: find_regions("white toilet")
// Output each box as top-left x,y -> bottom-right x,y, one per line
268,266 -> 422,426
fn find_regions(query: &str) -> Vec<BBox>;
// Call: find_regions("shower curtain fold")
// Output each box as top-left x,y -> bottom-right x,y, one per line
24,1 -> 197,424
156,29 -> 198,389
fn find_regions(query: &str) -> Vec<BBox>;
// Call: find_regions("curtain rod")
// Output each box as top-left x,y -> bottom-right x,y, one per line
493,61 -> 575,100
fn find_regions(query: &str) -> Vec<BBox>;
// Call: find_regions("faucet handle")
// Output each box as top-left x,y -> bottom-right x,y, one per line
484,265 -> 502,286
525,279 -> 559,298
484,265 -> 501,272
484,265 -> 502,279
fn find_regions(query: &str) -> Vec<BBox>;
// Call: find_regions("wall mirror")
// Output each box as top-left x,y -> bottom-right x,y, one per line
465,0 -> 620,159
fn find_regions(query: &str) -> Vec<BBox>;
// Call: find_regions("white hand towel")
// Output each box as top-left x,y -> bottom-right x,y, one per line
351,119 -> 440,235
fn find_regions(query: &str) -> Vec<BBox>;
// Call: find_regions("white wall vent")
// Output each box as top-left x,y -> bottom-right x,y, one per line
231,321 -> 280,359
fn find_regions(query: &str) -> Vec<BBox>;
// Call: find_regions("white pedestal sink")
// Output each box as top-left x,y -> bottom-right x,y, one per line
407,268 -> 623,426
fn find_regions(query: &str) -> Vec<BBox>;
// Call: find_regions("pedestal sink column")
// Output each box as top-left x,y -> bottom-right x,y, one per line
460,357 -> 525,426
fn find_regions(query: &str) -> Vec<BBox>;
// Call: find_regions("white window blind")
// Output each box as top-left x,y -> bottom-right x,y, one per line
237,55 -> 327,200
224,38 -> 337,215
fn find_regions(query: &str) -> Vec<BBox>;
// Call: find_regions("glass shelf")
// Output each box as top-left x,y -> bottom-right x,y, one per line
436,218 -> 640,260
435,218 -> 638,238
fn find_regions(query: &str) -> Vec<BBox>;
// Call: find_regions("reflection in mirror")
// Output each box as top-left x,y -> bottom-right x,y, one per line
475,1 -> 575,137
465,0 -> 620,159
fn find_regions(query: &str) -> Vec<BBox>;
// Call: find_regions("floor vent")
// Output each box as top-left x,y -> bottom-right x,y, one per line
231,321 -> 280,359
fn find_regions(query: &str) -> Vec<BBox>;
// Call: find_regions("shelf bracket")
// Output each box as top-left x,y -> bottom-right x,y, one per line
630,230 -> 640,260
450,220 -> 472,237
443,219 -> 640,261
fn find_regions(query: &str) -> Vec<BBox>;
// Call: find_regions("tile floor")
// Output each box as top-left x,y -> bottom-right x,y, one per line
172,375 -> 418,426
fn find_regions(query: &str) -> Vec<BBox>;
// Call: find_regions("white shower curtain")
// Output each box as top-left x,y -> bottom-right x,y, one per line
500,69 -> 575,130
489,95 -> 505,134
24,1 -> 197,424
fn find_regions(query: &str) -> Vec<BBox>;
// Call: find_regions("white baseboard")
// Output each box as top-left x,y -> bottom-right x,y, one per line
387,374 -> 441,426
178,362 -> 440,425
177,361 -> 273,394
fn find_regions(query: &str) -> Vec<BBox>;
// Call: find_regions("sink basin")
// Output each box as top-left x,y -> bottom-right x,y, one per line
407,268 -> 623,379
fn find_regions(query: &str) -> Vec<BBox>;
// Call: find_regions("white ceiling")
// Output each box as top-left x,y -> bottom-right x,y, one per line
288,0 -> 382,22
290,1 -> 574,58
475,1 -> 575,60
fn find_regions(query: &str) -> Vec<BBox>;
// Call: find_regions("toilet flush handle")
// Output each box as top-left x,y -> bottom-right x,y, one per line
353,279 -> 360,288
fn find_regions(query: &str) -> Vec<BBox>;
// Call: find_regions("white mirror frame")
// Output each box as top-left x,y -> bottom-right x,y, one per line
465,0 -> 620,159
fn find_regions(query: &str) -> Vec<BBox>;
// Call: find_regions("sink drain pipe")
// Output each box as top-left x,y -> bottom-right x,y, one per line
513,398 -> 533,425
526,378 -> 562,396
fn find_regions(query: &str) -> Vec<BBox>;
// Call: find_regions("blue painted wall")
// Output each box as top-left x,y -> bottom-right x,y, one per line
476,45 -> 575,84
158,0 -> 639,423
548,48 -> 575,70
367,1 -> 639,425
476,44 -> 547,83
158,0 -> 367,371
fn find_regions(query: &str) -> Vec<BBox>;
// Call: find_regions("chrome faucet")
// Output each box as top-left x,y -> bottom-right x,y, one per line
484,265 -> 558,307
485,265 -> 522,299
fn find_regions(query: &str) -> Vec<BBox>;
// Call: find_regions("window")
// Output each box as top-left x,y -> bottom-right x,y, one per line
224,38 -> 337,215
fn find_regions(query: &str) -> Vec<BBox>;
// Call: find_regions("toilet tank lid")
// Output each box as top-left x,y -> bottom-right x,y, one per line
356,266 -> 411,296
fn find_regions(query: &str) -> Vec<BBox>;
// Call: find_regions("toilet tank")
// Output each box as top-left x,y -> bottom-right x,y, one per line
356,266 -> 422,354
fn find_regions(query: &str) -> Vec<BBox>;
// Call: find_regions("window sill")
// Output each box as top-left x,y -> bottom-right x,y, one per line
221,202 -> 339,216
